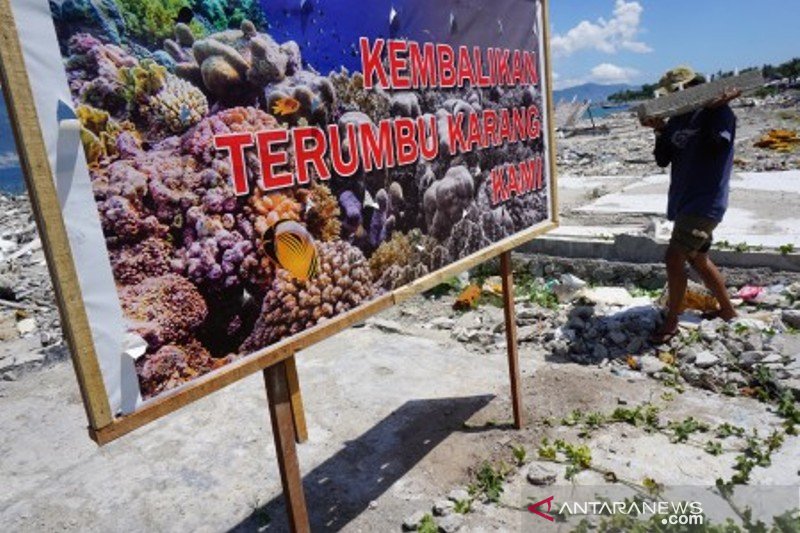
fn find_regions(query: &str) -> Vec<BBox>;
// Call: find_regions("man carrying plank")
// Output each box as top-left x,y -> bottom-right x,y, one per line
642,66 -> 740,344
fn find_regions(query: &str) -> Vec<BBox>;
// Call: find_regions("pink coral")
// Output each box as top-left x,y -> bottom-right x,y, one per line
135,341 -> 223,399
120,274 -> 208,349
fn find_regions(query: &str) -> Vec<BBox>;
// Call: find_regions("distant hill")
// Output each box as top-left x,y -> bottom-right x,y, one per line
553,83 -> 634,104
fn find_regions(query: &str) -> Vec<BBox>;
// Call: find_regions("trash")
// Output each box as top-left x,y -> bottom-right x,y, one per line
754,129 -> 800,153
738,285 -> 764,302
453,285 -> 481,311
659,281 -> 719,312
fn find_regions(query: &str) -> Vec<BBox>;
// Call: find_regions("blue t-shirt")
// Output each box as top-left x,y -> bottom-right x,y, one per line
654,105 -> 736,221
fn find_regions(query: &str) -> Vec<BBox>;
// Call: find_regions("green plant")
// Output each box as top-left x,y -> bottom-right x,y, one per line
779,243 -> 795,255
561,409 -> 583,426
668,417 -> 711,443
538,438 -> 557,460
561,441 -> 592,480
418,513 -> 438,533
453,499 -> 472,514
715,423 -> 745,439
471,462 -> 508,503
705,440 -> 724,456
642,477 -> 663,497
660,391 -> 675,402
611,403 -> 661,432
512,444 -> 528,466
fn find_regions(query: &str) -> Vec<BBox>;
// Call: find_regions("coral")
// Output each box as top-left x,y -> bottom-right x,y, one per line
329,69 -> 390,124
115,0 -> 192,46
338,190 -> 363,241
120,274 -> 208,349
390,92 -> 422,118
144,74 -> 209,134
64,34 -> 138,115
136,340 -> 222,399
76,105 -> 141,165
51,0 -> 127,47
296,183 -> 341,242
189,0 -> 267,33
423,165 -> 475,241
369,230 -> 450,291
241,241 -> 375,350
109,237 -> 174,285
182,106 -> 279,163
265,71 -> 336,127
165,20 -> 300,101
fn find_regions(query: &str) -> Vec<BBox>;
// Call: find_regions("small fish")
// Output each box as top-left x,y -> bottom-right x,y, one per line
389,6 -> 398,25
449,11 -> 458,34
262,220 -> 319,282
497,19 -> 504,35
179,105 -> 191,126
272,96 -> 301,116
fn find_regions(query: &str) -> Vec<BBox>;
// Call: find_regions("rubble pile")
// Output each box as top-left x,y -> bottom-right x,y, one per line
0,194 -> 64,380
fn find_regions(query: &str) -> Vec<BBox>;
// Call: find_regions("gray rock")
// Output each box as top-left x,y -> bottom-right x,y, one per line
438,514 -> 464,533
695,350 -> 720,369
368,319 -> 406,335
403,511 -> 426,531
447,489 -> 470,503
433,499 -> 455,517
626,337 -> 644,353
526,462 -> 558,486
593,344 -> 609,360
609,330 -> 628,346
678,347 -> 699,364
742,333 -> 763,352
431,317 -> 455,330
639,355 -> 663,375
761,353 -> 783,365
739,351 -> 766,367
782,310 -> 800,329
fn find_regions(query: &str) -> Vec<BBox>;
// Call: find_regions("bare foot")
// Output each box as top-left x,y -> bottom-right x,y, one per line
650,315 -> 679,344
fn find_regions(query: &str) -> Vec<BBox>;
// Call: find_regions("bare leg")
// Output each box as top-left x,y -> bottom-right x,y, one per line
688,253 -> 737,320
651,245 -> 687,342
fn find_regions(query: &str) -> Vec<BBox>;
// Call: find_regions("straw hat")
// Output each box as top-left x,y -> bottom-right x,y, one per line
656,66 -> 705,96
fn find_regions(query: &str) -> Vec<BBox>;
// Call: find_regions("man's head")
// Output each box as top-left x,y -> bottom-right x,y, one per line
655,66 -> 707,96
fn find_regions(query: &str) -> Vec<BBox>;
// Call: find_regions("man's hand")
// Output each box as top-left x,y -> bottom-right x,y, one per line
640,116 -> 666,131
707,87 -> 742,109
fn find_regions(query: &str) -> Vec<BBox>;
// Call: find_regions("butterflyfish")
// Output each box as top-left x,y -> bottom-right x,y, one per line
262,220 -> 319,282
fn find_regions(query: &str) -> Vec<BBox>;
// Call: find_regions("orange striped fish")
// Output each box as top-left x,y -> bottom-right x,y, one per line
262,220 -> 318,281
271,96 -> 301,116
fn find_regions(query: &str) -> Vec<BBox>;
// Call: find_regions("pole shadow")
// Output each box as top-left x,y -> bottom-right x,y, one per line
230,395 -> 495,532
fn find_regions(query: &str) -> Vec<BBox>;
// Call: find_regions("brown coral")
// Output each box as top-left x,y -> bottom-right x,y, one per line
296,183 -> 342,242
120,274 -> 208,349
330,69 -> 390,124
370,230 -> 451,291
76,105 -> 141,166
241,241 -> 375,350
109,237 -> 174,285
136,340 -> 223,399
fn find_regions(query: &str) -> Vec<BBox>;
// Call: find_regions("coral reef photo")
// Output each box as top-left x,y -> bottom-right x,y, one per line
47,0 -> 551,400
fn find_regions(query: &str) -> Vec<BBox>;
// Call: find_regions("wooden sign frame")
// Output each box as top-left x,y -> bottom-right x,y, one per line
1,0 -> 557,445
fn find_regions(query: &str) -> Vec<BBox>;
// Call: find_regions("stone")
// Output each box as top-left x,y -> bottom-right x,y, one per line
438,514 -> 464,533
433,499 -> 455,517
0,312 -> 18,341
761,353 -> 783,365
782,310 -> 800,329
518,325 -> 538,342
593,344 -> 609,360
581,287 -> 636,307
678,347 -> 698,364
16,318 -> 37,336
609,330 -> 628,346
638,355 -> 663,375
738,351 -> 766,367
626,337 -> 644,353
403,511 -> 426,531
695,350 -> 720,369
526,462 -> 558,486
2,371 -> 18,381
447,488 -> 470,503
431,317 -> 455,330
742,333 -> 763,352
368,319 -> 406,335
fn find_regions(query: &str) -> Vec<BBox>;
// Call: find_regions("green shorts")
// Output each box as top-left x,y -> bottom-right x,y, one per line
670,214 -> 718,254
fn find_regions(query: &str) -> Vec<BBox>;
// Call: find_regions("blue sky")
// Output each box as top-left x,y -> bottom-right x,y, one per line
550,0 -> 800,89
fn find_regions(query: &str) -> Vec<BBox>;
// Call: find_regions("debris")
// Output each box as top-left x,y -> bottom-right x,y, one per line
754,129 -> 800,152
16,318 -> 37,336
453,285 -> 481,311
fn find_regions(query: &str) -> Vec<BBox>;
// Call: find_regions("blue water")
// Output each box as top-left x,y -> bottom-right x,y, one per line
0,96 -> 25,195
582,104 -> 631,121
259,0 -> 539,75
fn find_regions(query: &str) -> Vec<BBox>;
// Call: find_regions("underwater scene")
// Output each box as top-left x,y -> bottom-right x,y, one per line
47,0 -> 551,401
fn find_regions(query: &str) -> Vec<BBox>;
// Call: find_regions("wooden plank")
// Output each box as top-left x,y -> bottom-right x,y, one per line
541,0 -> 560,226
0,0 -> 113,430
285,356 -> 308,444
500,251 -> 524,429
264,362 -> 311,533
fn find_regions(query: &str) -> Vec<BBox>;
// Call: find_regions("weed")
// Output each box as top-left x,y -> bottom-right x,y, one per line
512,444 -> 528,466
584,411 -> 607,429
715,423 -> 745,439
471,462 -> 508,503
453,499 -> 472,514
418,514 -> 438,533
642,477 -> 663,497
611,403 -> 661,432
705,440 -> 724,456
561,409 -> 583,426
660,391 -> 675,402
669,417 -> 711,443
538,438 -> 557,460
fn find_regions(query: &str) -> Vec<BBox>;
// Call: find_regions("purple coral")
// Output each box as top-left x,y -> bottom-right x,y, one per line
135,341 -> 221,399
110,237 -> 174,285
